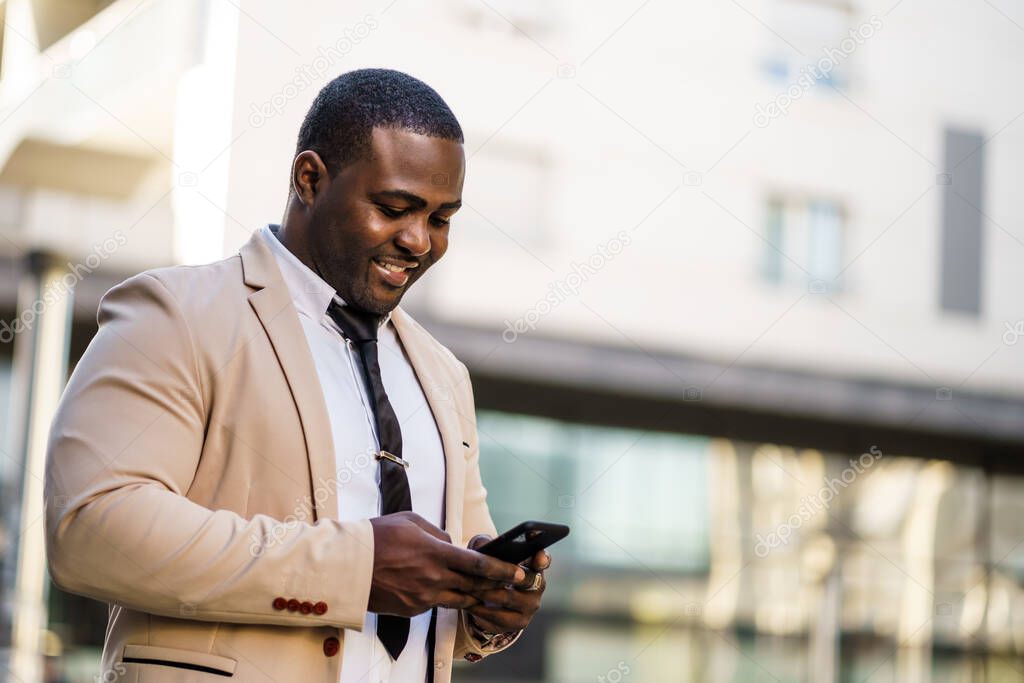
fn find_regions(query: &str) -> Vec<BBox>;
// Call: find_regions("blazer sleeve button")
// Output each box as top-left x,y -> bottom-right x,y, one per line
272,597 -> 287,610
313,601 -> 328,615
300,601 -> 313,614
287,599 -> 300,612
323,636 -> 341,657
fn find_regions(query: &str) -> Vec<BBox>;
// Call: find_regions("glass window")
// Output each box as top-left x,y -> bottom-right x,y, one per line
761,196 -> 845,292
807,200 -> 843,282
762,199 -> 785,284
476,411 -> 711,573
761,0 -> 858,91
462,411 -> 1022,682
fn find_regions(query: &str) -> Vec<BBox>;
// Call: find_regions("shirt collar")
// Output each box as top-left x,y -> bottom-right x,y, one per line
259,224 -> 392,327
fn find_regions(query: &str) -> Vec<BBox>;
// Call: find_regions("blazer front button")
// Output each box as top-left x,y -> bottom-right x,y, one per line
323,636 -> 340,657
300,601 -> 313,614
272,597 -> 287,611
313,601 -> 328,615
287,599 -> 300,612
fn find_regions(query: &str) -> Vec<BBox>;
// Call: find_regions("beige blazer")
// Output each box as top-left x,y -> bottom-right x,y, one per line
44,228 -> 506,682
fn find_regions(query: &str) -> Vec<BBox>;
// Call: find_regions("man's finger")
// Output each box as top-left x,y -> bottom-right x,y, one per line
467,534 -> 492,551
467,605 -> 526,633
472,587 -> 537,613
466,610 -> 505,634
435,590 -> 481,610
512,568 -> 545,591
527,549 -> 551,571
445,546 -> 525,584
402,513 -> 451,543
449,570 -> 506,595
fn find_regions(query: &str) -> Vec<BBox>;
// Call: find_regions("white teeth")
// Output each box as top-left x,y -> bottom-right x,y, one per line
375,259 -> 416,272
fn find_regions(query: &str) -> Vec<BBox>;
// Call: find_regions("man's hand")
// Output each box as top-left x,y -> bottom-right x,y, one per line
368,512 -> 526,617
462,534 -> 550,633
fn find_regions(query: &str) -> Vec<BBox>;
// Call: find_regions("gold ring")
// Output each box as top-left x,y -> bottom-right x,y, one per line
523,572 -> 544,592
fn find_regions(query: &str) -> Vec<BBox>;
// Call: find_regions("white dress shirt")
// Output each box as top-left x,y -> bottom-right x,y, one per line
260,224 -> 446,683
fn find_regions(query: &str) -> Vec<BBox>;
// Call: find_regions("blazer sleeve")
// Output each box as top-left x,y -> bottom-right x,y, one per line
450,363 -> 524,661
44,272 -> 375,630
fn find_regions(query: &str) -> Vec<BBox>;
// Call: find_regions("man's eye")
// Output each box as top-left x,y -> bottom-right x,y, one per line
430,215 -> 451,227
377,205 -> 405,218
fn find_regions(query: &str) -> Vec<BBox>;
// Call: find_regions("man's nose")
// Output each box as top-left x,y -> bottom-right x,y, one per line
395,219 -> 431,256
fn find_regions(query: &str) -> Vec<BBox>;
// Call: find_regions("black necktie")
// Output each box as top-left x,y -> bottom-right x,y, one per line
327,301 -> 412,661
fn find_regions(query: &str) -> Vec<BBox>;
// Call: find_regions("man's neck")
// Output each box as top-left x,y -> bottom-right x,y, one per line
276,212 -> 315,274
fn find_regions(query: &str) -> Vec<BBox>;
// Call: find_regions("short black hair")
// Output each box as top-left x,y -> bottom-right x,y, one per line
293,68 -> 463,188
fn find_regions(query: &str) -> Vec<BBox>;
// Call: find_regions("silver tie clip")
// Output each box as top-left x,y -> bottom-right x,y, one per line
376,450 -> 410,468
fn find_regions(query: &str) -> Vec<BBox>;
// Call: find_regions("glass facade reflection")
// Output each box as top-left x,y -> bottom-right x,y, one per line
453,411 -> 1024,683
3,395 -> 1024,681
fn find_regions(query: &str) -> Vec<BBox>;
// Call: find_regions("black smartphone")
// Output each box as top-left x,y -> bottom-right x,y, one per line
476,521 -> 570,564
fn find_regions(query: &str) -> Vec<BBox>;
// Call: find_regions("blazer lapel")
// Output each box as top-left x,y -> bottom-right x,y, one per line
238,227 -> 465,537
239,230 -> 339,523
391,308 -> 465,545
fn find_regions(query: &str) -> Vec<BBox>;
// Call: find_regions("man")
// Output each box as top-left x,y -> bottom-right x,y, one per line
44,68 -> 548,682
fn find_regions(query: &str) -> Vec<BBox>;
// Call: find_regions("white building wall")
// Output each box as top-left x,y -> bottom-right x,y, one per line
0,0 -> 1020,397
222,0 -> 1024,396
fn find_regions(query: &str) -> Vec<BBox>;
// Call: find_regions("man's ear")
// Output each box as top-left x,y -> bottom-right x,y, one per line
291,150 -> 328,208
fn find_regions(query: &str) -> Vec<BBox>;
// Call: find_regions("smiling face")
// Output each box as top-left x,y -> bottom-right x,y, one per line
295,127 -> 465,315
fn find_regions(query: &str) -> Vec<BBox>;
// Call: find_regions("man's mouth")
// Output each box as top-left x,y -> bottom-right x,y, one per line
372,256 -> 419,288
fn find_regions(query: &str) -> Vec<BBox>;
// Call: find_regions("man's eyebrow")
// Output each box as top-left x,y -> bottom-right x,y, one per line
369,189 -> 461,211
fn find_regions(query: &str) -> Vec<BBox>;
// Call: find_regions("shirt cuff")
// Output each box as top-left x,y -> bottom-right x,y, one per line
459,611 -> 523,662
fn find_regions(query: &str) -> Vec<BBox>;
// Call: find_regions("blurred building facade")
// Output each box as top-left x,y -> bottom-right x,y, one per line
0,0 -> 1023,681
